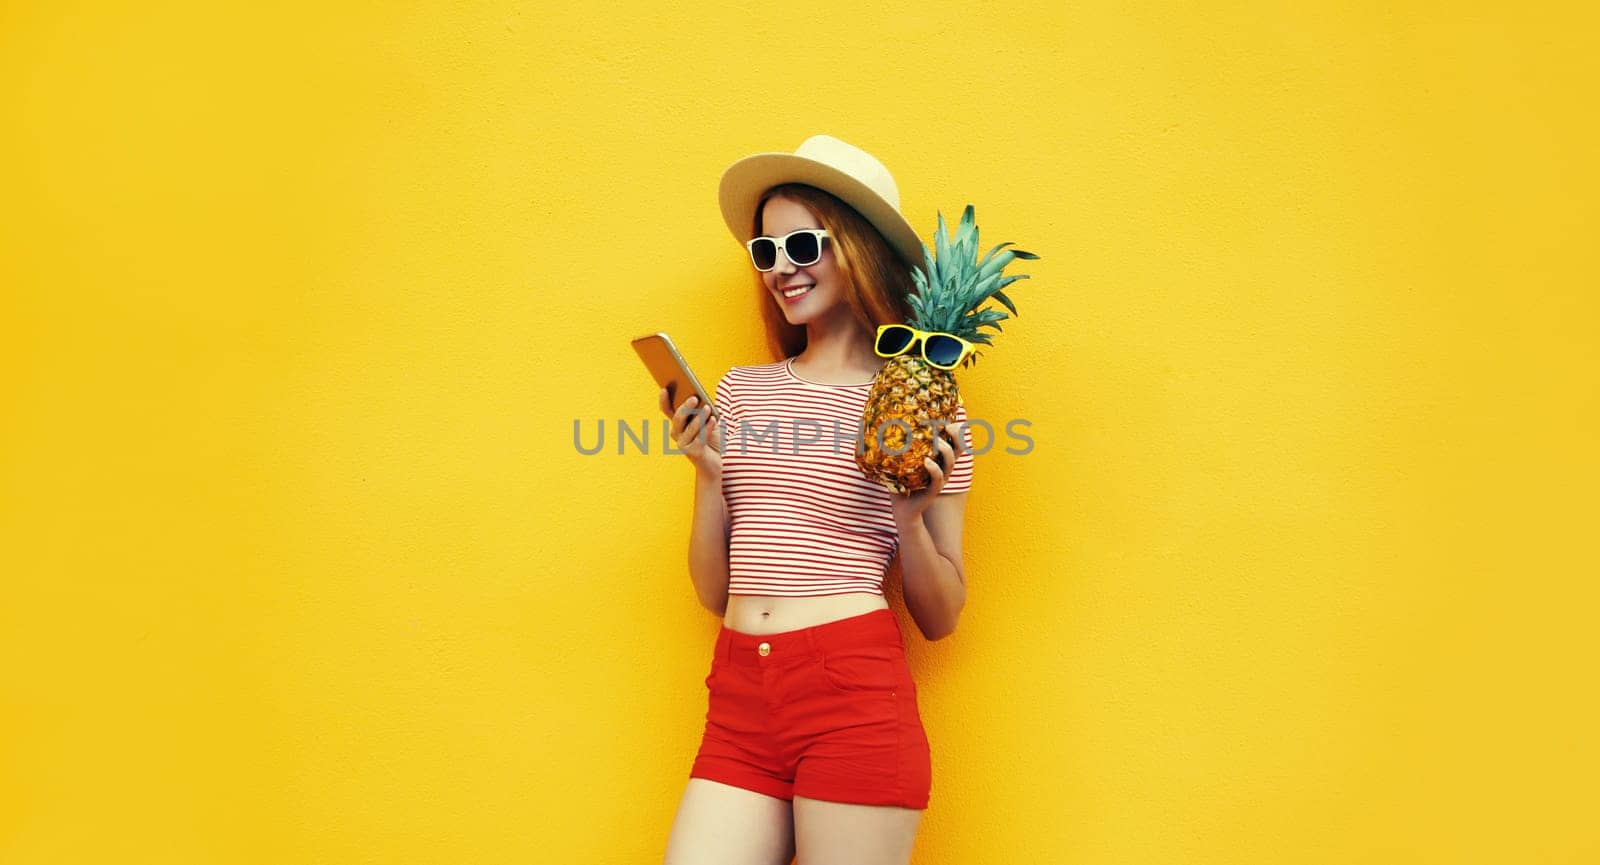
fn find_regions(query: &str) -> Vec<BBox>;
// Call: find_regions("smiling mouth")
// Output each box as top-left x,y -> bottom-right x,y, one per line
781,285 -> 814,299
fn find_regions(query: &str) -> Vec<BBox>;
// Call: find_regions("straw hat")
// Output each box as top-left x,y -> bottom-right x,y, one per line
717,134 -> 923,269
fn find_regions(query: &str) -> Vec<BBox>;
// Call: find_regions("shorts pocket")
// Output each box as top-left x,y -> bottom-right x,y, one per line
819,646 -> 906,695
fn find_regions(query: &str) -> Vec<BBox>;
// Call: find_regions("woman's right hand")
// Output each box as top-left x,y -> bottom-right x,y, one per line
659,387 -> 722,478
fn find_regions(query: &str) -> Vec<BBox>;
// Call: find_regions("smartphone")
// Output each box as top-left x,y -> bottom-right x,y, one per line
631,332 -> 714,415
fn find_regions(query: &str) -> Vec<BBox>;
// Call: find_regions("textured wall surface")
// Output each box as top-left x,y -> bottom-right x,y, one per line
3,2 -> 1595,863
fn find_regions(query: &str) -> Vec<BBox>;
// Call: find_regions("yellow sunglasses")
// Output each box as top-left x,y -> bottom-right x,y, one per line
873,324 -> 977,370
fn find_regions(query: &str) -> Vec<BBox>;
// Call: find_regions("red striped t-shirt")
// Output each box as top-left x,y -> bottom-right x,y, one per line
713,358 -> 975,598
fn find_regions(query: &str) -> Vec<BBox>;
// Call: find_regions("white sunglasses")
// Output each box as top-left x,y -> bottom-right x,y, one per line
745,229 -> 830,271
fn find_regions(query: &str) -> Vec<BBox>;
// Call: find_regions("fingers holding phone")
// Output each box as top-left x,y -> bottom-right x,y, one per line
634,333 -> 720,476
660,388 -> 722,476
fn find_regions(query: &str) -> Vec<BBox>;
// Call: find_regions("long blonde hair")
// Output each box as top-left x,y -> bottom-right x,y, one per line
748,183 -> 916,361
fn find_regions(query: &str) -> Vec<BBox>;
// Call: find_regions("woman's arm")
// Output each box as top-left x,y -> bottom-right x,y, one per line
891,427 -> 970,640
894,492 -> 967,640
662,383 -> 733,617
686,459 -> 731,616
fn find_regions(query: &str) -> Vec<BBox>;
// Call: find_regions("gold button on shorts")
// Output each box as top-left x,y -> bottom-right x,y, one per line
758,642 -> 771,656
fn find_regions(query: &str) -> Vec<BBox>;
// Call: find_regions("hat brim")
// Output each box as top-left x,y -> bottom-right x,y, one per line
718,152 -> 925,272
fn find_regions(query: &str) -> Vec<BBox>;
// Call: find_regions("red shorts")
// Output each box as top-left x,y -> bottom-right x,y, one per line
688,607 -> 932,810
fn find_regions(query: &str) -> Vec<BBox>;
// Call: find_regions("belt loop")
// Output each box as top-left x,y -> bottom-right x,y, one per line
803,620 -> 825,659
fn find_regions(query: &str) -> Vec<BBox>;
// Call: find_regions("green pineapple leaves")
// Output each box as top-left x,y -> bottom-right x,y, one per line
905,203 -> 1039,369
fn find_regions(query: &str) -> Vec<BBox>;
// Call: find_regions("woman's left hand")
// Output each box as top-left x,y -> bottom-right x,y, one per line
890,424 -> 965,522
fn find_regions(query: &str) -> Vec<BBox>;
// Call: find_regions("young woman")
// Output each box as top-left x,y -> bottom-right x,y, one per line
659,135 -> 975,865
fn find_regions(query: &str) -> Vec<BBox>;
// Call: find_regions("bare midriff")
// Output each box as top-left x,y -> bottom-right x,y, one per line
723,591 -> 890,635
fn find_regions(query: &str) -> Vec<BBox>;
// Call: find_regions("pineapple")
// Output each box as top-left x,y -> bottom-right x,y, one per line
856,205 -> 1038,493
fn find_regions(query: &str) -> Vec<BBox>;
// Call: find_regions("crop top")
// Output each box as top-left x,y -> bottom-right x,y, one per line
714,358 -> 975,598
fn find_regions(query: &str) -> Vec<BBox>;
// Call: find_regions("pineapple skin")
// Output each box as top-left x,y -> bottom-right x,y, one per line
856,354 -> 962,494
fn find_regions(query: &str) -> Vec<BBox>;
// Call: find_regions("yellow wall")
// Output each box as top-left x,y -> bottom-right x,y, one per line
3,2 -> 1594,863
